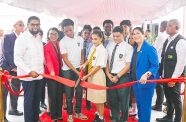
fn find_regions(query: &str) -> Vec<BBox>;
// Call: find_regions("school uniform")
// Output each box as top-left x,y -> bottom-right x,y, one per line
59,35 -> 84,115
106,40 -> 133,122
87,44 -> 107,103
103,34 -> 113,48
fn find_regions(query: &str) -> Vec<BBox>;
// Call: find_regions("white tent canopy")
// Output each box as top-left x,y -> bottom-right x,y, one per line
1,0 -> 186,25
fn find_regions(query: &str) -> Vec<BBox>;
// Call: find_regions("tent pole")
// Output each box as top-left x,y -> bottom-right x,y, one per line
0,68 -> 4,122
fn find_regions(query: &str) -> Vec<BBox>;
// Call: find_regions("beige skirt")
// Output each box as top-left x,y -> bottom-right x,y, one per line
87,69 -> 106,103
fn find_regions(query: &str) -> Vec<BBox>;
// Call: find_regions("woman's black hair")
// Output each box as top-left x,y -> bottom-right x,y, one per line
133,27 -> 144,34
92,30 -> 104,41
47,27 -> 60,41
93,26 -> 102,31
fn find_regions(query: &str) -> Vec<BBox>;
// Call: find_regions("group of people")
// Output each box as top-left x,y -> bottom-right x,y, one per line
0,16 -> 185,122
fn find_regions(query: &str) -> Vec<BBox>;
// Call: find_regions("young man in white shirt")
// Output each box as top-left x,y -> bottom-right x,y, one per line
14,16 -> 44,122
106,26 -> 133,122
152,21 -> 168,112
103,20 -> 114,47
59,19 -> 87,122
120,20 -> 132,44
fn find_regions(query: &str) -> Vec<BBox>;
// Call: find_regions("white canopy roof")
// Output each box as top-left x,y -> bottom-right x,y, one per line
1,0 -> 186,25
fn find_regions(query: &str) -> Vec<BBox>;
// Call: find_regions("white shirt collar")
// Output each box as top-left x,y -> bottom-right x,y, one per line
168,33 -> 179,41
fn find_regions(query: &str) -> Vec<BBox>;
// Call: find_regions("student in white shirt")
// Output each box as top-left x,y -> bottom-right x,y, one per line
59,19 -> 87,122
106,26 -> 133,122
81,30 -> 107,122
14,16 -> 44,122
152,21 -> 168,112
120,20 -> 132,44
103,20 -> 114,47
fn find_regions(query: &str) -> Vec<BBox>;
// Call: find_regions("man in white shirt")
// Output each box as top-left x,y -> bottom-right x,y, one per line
59,19 -> 87,122
152,21 -> 168,112
106,26 -> 133,122
14,16 -> 44,122
156,19 -> 186,122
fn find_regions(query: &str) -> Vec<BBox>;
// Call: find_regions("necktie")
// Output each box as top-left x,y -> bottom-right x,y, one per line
88,48 -> 96,73
110,44 -> 118,72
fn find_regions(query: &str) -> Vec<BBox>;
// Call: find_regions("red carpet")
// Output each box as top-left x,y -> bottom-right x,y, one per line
40,99 -> 138,122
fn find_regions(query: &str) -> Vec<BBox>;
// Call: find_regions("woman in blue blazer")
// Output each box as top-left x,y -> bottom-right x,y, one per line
130,27 -> 159,122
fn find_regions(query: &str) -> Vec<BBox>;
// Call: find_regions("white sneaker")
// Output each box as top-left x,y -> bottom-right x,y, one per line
68,115 -> 74,122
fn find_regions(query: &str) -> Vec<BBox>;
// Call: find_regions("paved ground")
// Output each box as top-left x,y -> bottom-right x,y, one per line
6,86 -> 185,122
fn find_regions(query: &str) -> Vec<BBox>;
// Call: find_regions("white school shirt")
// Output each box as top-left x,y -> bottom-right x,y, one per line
88,44 -> 107,68
14,30 -> 44,81
163,33 -> 186,78
60,35 -> 84,70
107,40 -> 133,74
153,32 -> 168,62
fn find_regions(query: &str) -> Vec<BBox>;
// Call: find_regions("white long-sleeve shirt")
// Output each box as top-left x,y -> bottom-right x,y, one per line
163,33 -> 186,78
153,32 -> 168,62
14,30 -> 44,81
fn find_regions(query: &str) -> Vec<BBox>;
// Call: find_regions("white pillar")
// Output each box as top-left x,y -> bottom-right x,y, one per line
183,6 -> 186,37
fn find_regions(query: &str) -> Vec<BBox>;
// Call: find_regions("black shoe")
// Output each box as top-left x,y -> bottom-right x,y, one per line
152,105 -> 162,111
8,110 -> 23,116
163,102 -> 167,106
156,116 -> 173,122
40,103 -> 47,109
4,117 -> 9,122
96,117 -> 105,122
94,113 -> 99,120
92,117 -> 104,122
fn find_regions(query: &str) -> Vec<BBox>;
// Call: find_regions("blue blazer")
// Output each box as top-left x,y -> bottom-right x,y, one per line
0,32 -> 17,71
130,40 -> 159,89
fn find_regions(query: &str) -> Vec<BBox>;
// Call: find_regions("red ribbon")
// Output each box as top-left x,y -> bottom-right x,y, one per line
0,70 -> 185,96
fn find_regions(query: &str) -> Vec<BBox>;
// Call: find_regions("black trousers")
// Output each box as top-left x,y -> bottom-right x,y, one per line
107,74 -> 131,122
22,79 -> 42,122
47,78 -> 63,119
40,78 -> 47,104
62,69 -> 83,115
155,83 -> 164,107
163,83 -> 182,122
2,71 -> 21,115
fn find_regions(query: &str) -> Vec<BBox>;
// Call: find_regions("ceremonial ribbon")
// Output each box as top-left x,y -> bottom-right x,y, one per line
0,70 -> 185,96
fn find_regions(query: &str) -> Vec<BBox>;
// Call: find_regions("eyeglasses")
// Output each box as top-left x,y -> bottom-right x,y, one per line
17,23 -> 25,27
30,23 -> 40,27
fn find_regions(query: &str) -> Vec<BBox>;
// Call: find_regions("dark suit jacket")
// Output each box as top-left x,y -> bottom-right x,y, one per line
0,32 -> 17,71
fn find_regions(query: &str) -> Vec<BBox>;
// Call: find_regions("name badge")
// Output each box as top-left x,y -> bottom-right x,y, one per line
119,54 -> 123,59
168,54 -> 173,59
